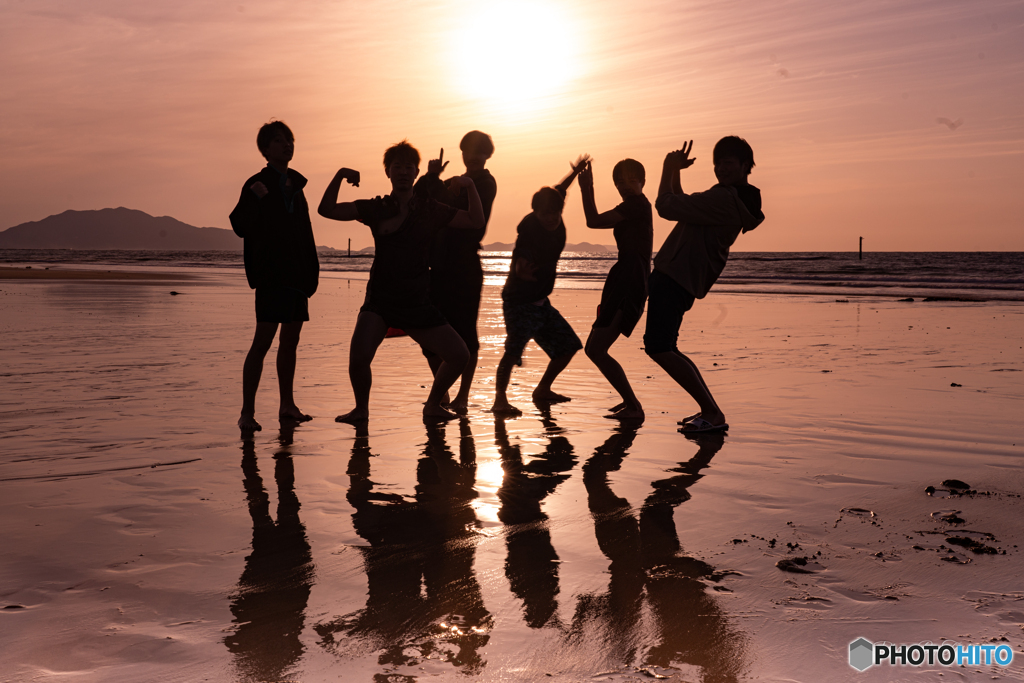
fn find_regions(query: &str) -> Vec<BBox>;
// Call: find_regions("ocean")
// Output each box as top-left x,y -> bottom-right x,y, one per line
2,249 -> 1022,301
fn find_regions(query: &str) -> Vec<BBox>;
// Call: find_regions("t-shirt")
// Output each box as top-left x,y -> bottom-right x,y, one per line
611,194 -> 653,283
355,195 -> 458,309
501,212 -> 566,305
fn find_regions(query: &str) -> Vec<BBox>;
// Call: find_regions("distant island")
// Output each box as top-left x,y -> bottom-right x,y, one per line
0,208 -> 245,250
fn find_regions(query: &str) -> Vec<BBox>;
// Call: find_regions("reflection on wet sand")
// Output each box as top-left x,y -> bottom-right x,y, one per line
226,422 -> 315,682
571,430 -> 746,681
495,411 -> 576,629
316,421 -> 491,675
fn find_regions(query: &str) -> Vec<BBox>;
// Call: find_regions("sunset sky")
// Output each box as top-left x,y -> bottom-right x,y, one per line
2,0 -> 1022,251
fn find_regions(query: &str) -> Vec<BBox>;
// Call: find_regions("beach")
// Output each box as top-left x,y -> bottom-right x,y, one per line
1,268 -> 1022,682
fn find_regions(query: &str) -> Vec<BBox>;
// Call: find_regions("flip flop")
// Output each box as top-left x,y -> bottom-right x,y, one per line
679,416 -> 728,433
677,413 -> 701,425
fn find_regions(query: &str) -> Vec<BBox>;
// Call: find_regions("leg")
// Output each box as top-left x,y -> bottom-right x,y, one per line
337,311 -> 389,424
532,352 -> 576,403
643,270 -> 724,427
585,311 -> 644,420
276,321 -> 311,421
407,325 -> 469,421
489,302 -> 533,415
449,349 -> 478,414
489,351 -> 522,416
647,350 -> 724,425
532,302 -> 583,403
240,322 -> 279,430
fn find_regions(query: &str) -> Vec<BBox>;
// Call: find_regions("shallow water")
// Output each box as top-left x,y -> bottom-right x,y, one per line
1,273 -> 1023,681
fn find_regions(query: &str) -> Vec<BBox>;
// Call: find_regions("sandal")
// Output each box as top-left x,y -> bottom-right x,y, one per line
679,416 -> 728,433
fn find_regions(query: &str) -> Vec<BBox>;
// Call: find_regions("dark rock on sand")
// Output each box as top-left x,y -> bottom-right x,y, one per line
776,556 -> 822,574
946,535 -> 999,555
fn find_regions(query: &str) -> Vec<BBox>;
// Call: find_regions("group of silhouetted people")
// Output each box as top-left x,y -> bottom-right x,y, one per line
229,122 -> 765,434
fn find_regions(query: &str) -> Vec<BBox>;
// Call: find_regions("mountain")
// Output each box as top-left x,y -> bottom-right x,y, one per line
0,208 -> 242,250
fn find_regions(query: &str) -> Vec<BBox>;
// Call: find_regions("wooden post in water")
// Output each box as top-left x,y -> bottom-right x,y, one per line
348,238 -> 351,257
859,236 -> 863,260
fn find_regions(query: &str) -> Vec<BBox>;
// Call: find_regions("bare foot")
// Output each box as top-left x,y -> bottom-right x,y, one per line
335,408 -> 368,424
488,399 -> 522,416
605,406 -> 645,421
532,389 -> 571,404
238,414 -> 262,431
448,396 -> 470,415
677,412 -> 702,425
279,406 -> 312,422
423,404 -> 459,422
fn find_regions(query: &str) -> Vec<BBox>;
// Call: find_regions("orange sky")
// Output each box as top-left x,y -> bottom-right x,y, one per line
2,0 -> 1022,251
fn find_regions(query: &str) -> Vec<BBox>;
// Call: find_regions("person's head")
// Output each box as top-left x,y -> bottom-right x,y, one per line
383,140 -> 421,191
531,187 -> 564,229
257,121 -> 294,168
460,130 -> 494,172
713,136 -> 754,186
612,158 -> 645,199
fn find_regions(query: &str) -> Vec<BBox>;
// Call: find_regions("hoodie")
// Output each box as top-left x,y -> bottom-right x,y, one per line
653,183 -> 764,299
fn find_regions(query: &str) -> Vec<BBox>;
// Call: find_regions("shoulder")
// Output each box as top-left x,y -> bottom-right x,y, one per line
517,213 -> 539,233
354,195 -> 392,225
286,168 -> 309,190
472,169 -> 497,189
241,170 -> 267,189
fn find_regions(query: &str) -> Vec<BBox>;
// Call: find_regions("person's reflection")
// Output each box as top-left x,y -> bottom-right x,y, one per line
316,421 -> 491,674
495,411 -> 576,629
571,431 -> 745,681
226,422 -> 315,682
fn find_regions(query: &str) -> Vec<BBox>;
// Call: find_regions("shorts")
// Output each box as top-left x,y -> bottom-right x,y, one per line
502,299 -> 582,365
642,270 -> 696,354
255,286 -> 309,323
360,300 -> 447,330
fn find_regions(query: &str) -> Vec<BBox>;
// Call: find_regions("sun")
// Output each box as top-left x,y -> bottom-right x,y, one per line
450,1 -> 580,112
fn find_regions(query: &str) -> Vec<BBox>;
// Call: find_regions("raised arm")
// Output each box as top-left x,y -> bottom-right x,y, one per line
446,175 -> 485,230
577,161 -> 623,229
317,168 -> 362,221
657,140 -> 694,199
413,148 -> 454,202
554,154 -> 591,195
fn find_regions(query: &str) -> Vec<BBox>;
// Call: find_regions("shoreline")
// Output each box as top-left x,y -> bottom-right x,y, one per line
2,261 -> 1017,301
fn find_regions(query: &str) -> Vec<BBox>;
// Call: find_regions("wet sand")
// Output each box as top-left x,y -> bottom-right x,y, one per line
0,265 -> 196,280
1,271 -> 1022,682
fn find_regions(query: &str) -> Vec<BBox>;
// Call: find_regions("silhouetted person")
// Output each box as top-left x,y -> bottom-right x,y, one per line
494,412 -> 577,628
230,121 -> 319,432
644,137 -> 764,433
316,421 -> 491,675
318,141 -> 485,423
225,424 -> 314,681
577,159 -> 653,421
414,132 -> 498,414
490,156 -> 590,416
570,430 -> 745,681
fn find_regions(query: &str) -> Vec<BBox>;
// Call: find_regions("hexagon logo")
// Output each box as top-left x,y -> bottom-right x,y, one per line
849,637 -> 874,671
